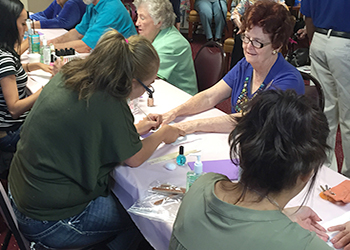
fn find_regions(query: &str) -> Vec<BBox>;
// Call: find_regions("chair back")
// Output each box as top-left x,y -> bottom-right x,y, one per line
194,41 -> 226,92
0,182 -> 30,250
300,71 -> 325,111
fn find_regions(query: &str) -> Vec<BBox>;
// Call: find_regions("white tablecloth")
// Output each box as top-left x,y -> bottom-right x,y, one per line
22,29 -> 89,93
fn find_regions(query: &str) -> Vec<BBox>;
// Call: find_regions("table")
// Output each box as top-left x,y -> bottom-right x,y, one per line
110,80 -> 350,250
22,29 -> 89,93
22,29 -> 67,93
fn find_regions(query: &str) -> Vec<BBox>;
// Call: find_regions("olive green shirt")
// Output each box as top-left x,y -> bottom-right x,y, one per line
9,73 -> 142,221
170,173 -> 332,250
153,26 -> 198,96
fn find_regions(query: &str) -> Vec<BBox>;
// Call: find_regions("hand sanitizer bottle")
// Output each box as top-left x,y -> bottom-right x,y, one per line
186,154 -> 203,192
176,146 -> 186,166
42,38 -> 51,65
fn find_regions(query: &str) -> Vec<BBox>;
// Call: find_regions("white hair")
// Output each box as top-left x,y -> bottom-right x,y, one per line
134,0 -> 176,30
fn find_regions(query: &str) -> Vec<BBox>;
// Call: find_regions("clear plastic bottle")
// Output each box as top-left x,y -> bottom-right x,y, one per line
42,38 -> 51,65
186,154 -> 203,192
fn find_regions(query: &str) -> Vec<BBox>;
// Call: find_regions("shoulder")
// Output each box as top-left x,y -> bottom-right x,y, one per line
0,49 -> 16,65
154,27 -> 191,52
273,54 -> 302,78
224,57 -> 251,82
193,173 -> 229,188
65,0 -> 82,7
99,0 -> 123,10
269,55 -> 304,93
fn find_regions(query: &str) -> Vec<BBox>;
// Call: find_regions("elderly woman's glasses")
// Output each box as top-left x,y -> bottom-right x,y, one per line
137,79 -> 155,96
241,34 -> 271,49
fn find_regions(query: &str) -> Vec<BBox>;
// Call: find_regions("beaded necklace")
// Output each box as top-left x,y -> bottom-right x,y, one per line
234,76 -> 266,113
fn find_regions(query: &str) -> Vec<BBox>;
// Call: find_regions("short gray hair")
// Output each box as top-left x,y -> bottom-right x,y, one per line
134,0 -> 176,30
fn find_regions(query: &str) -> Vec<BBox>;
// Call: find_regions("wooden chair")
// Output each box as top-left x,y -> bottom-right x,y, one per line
188,0 -> 233,41
300,71 -> 325,111
223,37 -> 235,74
194,41 -> 226,92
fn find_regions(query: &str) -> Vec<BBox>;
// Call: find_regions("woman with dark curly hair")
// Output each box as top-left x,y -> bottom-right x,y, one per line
170,89 -> 331,250
162,1 -> 305,135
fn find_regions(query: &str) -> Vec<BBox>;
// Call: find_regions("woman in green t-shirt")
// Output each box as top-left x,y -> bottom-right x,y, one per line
9,29 -> 184,249
171,89 -> 332,250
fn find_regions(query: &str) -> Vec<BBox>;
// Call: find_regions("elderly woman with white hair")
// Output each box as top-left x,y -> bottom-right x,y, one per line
134,0 -> 198,95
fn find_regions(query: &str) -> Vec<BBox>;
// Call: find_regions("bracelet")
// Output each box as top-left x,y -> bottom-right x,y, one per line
26,63 -> 30,72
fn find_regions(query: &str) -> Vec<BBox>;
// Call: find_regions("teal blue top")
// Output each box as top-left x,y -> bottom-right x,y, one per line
152,26 -> 198,95
75,0 -> 137,49
170,172 -> 332,250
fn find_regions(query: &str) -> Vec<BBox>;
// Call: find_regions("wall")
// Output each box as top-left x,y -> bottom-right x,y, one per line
20,0 -> 28,10
21,0 -> 52,13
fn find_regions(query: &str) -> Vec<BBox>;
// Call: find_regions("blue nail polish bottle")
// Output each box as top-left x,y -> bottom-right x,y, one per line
176,146 -> 186,166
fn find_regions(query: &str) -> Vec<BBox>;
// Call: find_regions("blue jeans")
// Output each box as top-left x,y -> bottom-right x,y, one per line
195,0 -> 227,40
0,127 -> 21,152
11,192 -> 142,249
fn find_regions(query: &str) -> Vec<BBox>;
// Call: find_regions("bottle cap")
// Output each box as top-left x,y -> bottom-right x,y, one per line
179,146 -> 184,155
194,155 -> 203,174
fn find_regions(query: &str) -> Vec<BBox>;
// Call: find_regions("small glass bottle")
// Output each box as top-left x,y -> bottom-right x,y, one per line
176,146 -> 186,166
147,92 -> 154,107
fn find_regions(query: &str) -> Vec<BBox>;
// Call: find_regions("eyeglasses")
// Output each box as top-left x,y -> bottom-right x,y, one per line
137,79 -> 155,97
240,34 -> 271,49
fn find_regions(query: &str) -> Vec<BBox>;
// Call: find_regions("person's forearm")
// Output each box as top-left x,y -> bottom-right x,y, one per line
305,17 -> 315,43
33,21 -> 41,29
8,89 -> 42,119
171,90 -> 221,118
178,113 -> 239,134
49,28 -> 82,44
54,40 -> 91,53
26,62 -> 43,72
124,127 -> 168,167
232,10 -> 242,28
195,114 -> 238,133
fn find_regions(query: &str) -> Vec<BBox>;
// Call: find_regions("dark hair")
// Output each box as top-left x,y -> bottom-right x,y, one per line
61,29 -> 159,100
241,1 -> 294,49
229,89 -> 330,199
0,0 -> 24,56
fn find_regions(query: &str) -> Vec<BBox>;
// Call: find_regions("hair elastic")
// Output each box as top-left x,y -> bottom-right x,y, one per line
125,39 -> 129,44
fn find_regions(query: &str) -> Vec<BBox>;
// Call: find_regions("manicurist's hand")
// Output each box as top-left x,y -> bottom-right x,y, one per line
284,206 -> 329,242
52,57 -> 63,76
329,221 -> 350,250
135,113 -> 162,135
158,124 -> 185,144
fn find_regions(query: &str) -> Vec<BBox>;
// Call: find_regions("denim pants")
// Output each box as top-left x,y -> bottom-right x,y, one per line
11,192 -> 142,249
195,0 -> 227,40
0,127 -> 21,152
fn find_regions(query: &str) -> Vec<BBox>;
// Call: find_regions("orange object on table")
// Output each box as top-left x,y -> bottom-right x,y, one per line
321,180 -> 350,203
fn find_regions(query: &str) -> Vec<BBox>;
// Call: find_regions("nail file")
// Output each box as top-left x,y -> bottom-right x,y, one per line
147,149 -> 200,165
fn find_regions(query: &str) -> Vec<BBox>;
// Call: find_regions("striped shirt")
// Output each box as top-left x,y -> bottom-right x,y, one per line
0,49 -> 28,131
